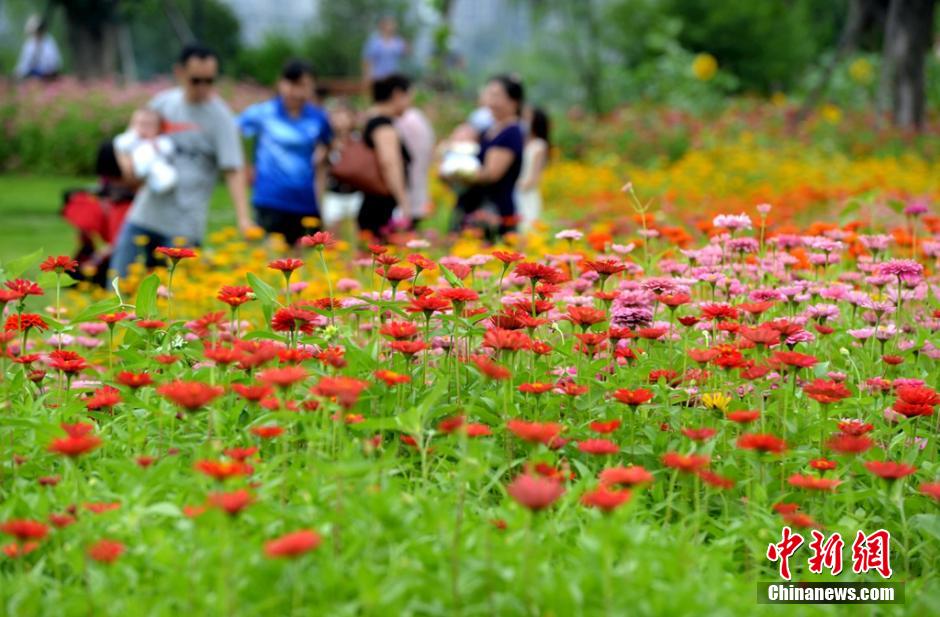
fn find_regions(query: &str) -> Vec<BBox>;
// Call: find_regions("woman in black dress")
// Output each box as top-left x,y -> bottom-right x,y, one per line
359,73 -> 412,239
453,74 -> 525,239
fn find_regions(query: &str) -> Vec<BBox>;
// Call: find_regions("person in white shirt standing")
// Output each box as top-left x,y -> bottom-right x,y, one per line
395,106 -> 435,229
14,16 -> 62,81
516,106 -> 550,236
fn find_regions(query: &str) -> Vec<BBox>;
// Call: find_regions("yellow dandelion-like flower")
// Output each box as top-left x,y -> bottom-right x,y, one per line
702,392 -> 731,412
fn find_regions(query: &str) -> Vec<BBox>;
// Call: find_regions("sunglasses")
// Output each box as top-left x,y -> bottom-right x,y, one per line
189,76 -> 216,86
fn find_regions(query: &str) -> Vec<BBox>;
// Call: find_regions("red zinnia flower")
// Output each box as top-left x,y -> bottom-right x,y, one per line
920,483 -> 940,501
48,350 -> 88,374
208,489 -> 254,516
300,231 -> 335,249
88,539 -> 125,564
251,425 -> 285,439
40,255 -> 79,273
469,355 -> 511,380
809,458 -> 837,471
116,371 -> 153,389
581,485 -> 631,512
158,381 -> 224,411
518,382 -> 554,395
513,262 -> 564,283
788,474 -> 841,491
557,382 -> 588,396
264,530 -> 322,558
49,433 -> 102,458
217,285 -> 253,307
311,376 -> 369,409
696,469 -> 736,489
577,439 -> 619,455
769,351 -> 818,369
599,466 -> 653,487
700,303 -> 738,321
4,278 -> 43,297
565,305 -> 607,328
271,306 -> 319,335
892,385 -> 940,417
802,379 -> 852,404
482,328 -> 532,352
507,419 -> 564,446
589,419 -> 621,434
380,321 -> 419,339
375,369 -> 411,386
231,383 -> 274,402
378,265 -> 415,282
257,366 -> 307,389
4,313 -> 48,333
837,420 -> 874,436
662,452 -> 710,472
1,519 -> 48,541
726,410 -> 760,424
583,258 -> 628,276
826,434 -> 873,454
506,473 -> 565,511
681,427 -> 716,442
493,250 -> 524,264
268,258 -> 304,273
406,294 -> 451,316
155,246 -> 197,261
86,386 -> 121,411
612,388 -> 653,406
195,459 -> 254,481
736,433 -> 787,454
865,461 -> 916,480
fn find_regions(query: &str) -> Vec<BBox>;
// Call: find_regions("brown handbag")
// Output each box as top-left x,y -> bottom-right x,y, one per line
330,136 -> 391,196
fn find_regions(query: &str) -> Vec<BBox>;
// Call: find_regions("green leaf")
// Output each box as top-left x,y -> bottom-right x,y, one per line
247,272 -> 280,308
1,247 -> 45,280
144,502 -> 182,518
440,264 -> 463,288
71,296 -> 122,323
37,271 -> 77,289
135,273 -> 160,319
886,199 -> 905,214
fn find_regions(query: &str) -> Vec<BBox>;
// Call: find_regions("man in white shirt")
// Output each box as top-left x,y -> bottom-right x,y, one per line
15,16 -> 62,80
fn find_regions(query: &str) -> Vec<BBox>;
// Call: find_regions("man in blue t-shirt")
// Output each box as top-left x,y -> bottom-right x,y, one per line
239,59 -> 332,245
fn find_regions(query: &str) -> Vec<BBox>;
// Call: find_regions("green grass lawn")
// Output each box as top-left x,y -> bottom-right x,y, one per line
0,176 -> 240,264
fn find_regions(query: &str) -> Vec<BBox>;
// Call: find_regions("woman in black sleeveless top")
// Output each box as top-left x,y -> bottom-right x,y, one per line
360,74 -> 412,239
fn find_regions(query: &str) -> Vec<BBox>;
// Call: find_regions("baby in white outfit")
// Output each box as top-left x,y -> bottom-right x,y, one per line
113,108 -> 177,194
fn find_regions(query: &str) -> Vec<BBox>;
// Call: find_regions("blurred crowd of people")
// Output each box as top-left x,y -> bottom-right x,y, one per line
15,15 -> 550,277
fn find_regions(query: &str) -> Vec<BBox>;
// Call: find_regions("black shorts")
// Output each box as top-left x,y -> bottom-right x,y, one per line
255,207 -> 317,246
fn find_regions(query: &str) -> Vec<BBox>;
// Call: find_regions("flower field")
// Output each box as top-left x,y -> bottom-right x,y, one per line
1,183 -> 939,616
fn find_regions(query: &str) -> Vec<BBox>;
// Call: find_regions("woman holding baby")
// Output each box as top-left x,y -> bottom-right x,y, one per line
445,75 -> 526,240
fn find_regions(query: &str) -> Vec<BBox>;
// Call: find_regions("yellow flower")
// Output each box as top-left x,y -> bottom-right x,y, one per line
848,58 -> 874,85
702,392 -> 731,412
691,53 -> 718,81
245,226 -> 266,241
133,234 -> 150,247
821,104 -> 842,125
301,216 -> 320,229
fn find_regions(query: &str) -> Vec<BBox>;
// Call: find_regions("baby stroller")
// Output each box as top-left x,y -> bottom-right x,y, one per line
61,139 -> 136,286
